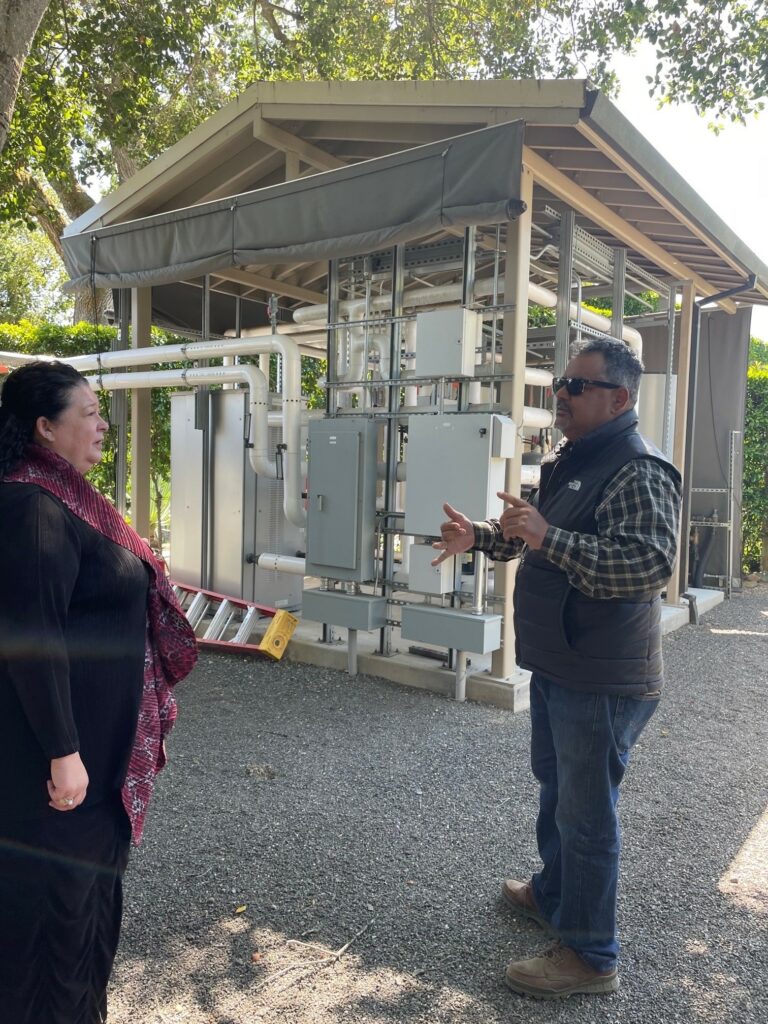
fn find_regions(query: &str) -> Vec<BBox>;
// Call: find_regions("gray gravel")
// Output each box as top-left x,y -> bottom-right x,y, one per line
110,584 -> 768,1024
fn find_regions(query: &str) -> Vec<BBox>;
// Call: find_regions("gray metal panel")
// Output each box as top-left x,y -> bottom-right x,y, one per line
210,389 -> 248,597
252,423 -> 304,610
307,431 -> 361,568
401,605 -> 502,653
169,393 -> 204,585
302,590 -> 388,631
305,417 -> 380,582
404,414 -> 512,536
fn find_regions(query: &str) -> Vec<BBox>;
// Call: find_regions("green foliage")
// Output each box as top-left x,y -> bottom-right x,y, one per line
581,291 -> 663,318
748,335 -> 768,366
0,223 -> 72,322
0,319 -> 175,506
4,0 -> 768,234
742,362 -> 768,572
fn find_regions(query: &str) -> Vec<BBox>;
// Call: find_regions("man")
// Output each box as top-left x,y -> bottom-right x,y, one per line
432,338 -> 681,1000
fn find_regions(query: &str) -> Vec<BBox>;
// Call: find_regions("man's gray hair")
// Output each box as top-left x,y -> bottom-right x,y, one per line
571,338 -> 644,405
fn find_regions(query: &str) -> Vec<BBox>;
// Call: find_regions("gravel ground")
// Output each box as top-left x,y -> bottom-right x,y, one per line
110,584 -> 768,1024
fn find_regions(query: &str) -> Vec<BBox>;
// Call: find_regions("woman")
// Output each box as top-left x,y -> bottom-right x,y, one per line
0,361 -> 198,1023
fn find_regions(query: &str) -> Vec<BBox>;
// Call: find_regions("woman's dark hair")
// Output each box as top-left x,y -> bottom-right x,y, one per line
0,361 -> 88,479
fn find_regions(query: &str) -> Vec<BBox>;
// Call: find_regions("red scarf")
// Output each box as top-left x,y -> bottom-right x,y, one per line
6,445 -> 198,843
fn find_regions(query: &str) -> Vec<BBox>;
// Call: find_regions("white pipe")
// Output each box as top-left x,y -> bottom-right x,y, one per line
522,406 -> 555,429
292,277 -> 643,356
256,553 -> 306,574
524,366 -> 556,388
84,364 -> 307,529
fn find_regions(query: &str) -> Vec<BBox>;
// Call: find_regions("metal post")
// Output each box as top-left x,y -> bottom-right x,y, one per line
661,284 -> 677,458
472,551 -> 486,615
348,628 -> 358,676
610,248 -> 626,343
112,289 -> 130,517
379,244 -> 404,656
199,274 -> 212,589
454,650 -> 467,702
491,165 -> 533,680
554,208 -> 575,380
326,259 -> 339,414
130,287 -> 152,540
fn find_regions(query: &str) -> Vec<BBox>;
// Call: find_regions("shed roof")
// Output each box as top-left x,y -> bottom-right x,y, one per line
64,80 -> 768,320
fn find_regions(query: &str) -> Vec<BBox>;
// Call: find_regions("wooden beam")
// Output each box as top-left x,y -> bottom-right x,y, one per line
215,267 -> 326,304
523,146 -> 737,313
253,111 -> 346,171
577,121 -> 754,288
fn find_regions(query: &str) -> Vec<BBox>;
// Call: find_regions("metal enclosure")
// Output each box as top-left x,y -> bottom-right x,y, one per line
414,308 -> 482,378
404,413 -> 516,536
170,390 -> 304,609
304,417 -> 380,582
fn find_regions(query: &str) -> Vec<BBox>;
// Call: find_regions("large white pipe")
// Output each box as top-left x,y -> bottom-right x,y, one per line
292,277 -> 643,356
0,333 -> 308,529
83,364 -> 307,529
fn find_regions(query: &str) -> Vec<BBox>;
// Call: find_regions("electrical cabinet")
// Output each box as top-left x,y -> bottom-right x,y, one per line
404,413 -> 516,536
414,307 -> 481,378
304,417 -> 380,582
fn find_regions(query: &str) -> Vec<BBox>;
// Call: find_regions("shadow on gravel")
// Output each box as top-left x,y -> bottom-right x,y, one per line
110,585 -> 768,1023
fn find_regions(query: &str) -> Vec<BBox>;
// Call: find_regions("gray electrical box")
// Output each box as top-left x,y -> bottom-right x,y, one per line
401,605 -> 502,653
305,417 -> 380,582
404,413 -> 516,536
302,589 -> 388,631
414,308 -> 481,378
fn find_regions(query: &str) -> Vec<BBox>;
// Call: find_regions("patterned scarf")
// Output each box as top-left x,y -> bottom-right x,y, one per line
5,445 -> 198,843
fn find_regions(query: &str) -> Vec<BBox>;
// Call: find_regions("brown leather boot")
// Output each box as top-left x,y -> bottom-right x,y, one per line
504,941 -> 619,1000
500,879 -> 554,933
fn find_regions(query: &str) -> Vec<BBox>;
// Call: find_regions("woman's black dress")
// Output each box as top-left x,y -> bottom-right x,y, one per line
0,484 -> 149,1024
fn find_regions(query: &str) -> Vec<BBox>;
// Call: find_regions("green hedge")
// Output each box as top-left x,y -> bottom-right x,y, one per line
743,363 -> 768,572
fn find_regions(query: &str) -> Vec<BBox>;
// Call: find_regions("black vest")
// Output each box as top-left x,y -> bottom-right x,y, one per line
513,410 -> 680,695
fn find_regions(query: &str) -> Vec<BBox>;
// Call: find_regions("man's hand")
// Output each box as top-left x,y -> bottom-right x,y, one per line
497,491 -> 549,550
48,752 -> 89,811
431,502 -> 476,565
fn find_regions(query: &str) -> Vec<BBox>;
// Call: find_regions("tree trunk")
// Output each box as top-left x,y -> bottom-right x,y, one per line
0,0 -> 50,154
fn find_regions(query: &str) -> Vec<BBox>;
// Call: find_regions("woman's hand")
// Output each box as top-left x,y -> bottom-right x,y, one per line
48,752 -> 89,811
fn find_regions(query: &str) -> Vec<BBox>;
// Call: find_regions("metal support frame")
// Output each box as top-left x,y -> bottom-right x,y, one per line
379,244 -> 404,657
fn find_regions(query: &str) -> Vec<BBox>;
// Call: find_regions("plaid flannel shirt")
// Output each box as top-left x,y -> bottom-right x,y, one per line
473,457 -> 681,600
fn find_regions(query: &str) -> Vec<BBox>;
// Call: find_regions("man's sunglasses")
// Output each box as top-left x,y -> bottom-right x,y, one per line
552,376 -> 622,397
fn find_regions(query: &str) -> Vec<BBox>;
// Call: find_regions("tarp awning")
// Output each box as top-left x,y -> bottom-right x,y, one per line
62,121 -> 525,293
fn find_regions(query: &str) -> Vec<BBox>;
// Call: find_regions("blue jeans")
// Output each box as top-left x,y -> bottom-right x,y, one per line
529,673 -> 659,972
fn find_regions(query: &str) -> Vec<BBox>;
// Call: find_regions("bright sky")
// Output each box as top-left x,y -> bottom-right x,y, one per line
611,48 -> 768,340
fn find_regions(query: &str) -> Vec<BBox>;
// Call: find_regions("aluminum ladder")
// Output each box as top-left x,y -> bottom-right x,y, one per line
171,582 -> 298,660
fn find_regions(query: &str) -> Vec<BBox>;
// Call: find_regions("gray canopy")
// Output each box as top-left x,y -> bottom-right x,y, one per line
61,121 -> 525,293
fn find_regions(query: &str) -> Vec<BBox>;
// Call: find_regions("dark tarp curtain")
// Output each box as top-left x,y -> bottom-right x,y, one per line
61,121 -> 525,293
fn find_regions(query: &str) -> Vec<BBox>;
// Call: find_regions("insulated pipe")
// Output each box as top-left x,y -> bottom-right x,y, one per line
291,277 -> 643,356
83,364 -> 307,528
256,553 -> 307,574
